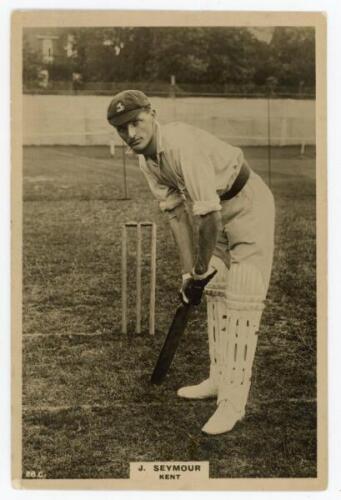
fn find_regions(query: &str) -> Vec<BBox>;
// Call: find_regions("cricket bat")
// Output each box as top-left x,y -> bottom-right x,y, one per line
150,302 -> 193,385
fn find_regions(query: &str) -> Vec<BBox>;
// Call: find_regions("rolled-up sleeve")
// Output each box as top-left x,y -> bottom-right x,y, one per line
138,156 -> 184,212
179,146 -> 221,216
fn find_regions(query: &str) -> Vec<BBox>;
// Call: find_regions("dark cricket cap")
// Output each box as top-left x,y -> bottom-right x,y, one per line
107,90 -> 151,127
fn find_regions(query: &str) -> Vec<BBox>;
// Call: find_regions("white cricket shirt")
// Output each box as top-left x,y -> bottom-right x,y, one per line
138,121 -> 245,216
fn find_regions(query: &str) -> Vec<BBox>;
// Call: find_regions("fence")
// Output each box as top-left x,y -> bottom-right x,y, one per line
23,80 -> 316,99
23,95 -> 315,147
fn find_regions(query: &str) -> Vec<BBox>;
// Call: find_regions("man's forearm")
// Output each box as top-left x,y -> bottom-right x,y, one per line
167,204 -> 195,274
194,211 -> 221,275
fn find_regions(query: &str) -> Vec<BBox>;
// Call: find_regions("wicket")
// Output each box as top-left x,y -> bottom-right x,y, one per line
121,221 -> 157,335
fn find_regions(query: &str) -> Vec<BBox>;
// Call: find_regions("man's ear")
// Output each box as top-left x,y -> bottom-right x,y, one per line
151,109 -> 156,118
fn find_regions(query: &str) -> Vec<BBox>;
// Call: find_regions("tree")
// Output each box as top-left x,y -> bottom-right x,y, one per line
23,38 -> 42,82
69,28 -> 133,81
205,28 -> 260,84
268,27 -> 315,89
23,26 -> 316,94
145,28 -> 210,83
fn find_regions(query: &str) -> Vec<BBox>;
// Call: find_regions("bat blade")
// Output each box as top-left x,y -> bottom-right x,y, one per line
150,302 -> 193,385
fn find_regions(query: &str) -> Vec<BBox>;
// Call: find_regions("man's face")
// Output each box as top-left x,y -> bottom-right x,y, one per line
116,110 -> 155,154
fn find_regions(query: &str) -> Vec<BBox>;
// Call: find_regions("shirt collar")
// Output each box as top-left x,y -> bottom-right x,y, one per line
142,121 -> 164,165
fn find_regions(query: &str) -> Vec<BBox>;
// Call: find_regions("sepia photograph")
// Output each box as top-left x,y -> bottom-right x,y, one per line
11,10 -> 327,490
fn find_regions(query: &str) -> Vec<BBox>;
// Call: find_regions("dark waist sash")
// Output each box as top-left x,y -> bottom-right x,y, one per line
219,163 -> 250,201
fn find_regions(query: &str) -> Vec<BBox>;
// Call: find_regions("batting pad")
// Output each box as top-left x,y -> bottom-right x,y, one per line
206,260 -> 265,412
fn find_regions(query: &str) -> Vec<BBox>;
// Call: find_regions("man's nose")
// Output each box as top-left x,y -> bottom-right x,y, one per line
127,124 -> 136,138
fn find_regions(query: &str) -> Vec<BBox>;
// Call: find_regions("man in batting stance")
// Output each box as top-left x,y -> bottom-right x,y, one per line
107,90 -> 275,435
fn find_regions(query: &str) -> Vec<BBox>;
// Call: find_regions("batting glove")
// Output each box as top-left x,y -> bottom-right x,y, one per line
180,267 -> 217,306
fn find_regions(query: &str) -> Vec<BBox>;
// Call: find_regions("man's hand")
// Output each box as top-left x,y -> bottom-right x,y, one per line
180,268 -> 217,306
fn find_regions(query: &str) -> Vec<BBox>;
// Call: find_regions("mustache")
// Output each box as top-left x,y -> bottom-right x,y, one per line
128,138 -> 141,146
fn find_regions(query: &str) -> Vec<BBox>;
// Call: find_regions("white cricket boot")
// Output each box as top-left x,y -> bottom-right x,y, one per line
202,401 -> 245,435
202,264 -> 266,435
177,371 -> 217,399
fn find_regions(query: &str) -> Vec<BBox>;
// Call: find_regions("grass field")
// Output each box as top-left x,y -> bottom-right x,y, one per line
22,145 -> 317,479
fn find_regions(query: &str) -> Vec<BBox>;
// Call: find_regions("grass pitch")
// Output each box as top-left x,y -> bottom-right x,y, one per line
22,145 -> 317,479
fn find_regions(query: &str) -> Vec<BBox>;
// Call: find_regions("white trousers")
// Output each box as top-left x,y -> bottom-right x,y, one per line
213,170 -> 275,291
205,170 -> 275,412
